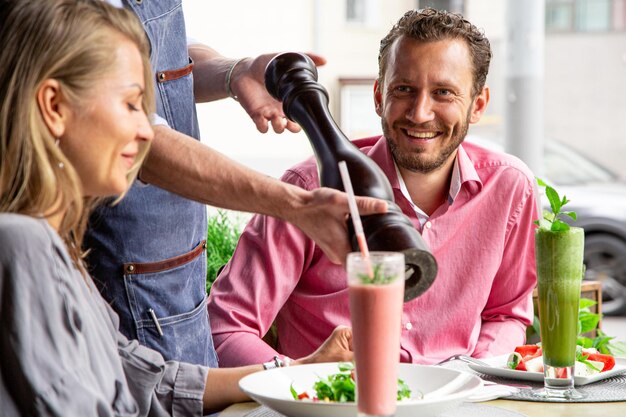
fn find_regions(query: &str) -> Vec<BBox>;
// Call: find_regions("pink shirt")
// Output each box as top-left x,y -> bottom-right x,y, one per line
208,136 -> 538,366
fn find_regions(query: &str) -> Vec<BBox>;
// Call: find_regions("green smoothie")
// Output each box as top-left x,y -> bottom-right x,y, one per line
536,227 -> 584,368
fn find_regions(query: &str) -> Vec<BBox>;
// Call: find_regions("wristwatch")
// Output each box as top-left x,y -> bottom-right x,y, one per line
262,355 -> 291,370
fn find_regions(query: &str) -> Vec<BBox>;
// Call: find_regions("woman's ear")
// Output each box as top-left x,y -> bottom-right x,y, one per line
36,79 -> 68,138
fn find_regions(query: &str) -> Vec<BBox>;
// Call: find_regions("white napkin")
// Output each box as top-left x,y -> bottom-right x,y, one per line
466,383 -> 520,402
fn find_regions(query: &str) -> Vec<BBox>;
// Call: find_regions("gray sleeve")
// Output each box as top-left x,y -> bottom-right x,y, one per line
0,216 -> 116,417
0,216 -> 209,417
114,318 -> 209,417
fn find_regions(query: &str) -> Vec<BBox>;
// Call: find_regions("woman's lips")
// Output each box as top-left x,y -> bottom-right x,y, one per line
121,153 -> 137,168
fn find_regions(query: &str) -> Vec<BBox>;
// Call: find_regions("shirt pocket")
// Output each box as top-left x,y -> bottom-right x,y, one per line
123,240 -> 218,366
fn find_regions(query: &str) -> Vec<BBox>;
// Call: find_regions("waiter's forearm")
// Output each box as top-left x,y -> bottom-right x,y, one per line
189,43 -> 244,103
139,125 -> 307,219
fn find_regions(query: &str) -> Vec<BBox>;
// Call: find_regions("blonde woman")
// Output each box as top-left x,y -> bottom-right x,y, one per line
0,1 -> 351,416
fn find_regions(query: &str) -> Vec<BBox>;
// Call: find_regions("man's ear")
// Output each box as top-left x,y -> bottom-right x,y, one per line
469,86 -> 490,124
373,79 -> 383,117
36,79 -> 68,138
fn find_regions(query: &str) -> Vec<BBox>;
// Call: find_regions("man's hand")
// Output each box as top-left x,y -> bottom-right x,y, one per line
229,52 -> 327,134
287,187 -> 388,265
295,326 -> 353,365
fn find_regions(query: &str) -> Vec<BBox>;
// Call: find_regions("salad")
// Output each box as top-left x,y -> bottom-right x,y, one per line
290,362 -> 417,402
506,344 -> 616,377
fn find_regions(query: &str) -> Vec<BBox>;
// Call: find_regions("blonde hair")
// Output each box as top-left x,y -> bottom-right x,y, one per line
0,0 -> 154,269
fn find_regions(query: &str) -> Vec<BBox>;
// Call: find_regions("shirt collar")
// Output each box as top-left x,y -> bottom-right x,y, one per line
363,137 -> 483,220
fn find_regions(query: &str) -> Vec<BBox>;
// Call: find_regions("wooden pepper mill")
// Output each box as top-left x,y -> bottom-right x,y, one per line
265,52 -> 438,301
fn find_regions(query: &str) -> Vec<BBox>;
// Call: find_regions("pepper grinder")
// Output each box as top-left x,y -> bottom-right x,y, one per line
265,52 -> 438,301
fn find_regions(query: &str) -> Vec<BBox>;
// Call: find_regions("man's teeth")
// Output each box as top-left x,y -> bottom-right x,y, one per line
406,131 -> 437,139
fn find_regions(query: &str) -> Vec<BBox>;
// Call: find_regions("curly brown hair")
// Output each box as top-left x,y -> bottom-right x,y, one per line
378,8 -> 492,97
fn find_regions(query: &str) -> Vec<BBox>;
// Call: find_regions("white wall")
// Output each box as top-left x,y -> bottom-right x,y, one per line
183,0 -> 626,179
184,0 -> 318,178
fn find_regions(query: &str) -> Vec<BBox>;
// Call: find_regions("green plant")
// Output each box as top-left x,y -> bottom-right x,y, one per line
535,178 -> 577,231
529,297 -> 626,356
206,210 -> 242,293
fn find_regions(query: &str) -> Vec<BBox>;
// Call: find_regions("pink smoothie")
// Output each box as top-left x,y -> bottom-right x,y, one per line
349,277 -> 404,416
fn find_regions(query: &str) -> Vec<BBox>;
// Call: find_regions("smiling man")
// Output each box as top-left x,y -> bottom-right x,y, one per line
208,8 -> 539,366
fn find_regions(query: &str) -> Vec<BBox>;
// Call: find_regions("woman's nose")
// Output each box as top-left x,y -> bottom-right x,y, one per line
137,113 -> 154,143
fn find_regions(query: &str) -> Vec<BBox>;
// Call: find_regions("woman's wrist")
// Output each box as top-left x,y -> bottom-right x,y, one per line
262,355 -> 292,370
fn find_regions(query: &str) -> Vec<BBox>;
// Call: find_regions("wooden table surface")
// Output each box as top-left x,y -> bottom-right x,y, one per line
219,399 -> 626,417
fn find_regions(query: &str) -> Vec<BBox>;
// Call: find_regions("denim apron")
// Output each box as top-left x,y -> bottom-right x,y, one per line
85,0 -> 218,368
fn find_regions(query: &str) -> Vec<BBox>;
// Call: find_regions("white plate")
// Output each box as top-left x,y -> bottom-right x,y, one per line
467,354 -> 626,386
239,362 -> 482,417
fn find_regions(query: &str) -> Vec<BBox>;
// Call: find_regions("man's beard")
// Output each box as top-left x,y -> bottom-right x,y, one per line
383,112 -> 471,174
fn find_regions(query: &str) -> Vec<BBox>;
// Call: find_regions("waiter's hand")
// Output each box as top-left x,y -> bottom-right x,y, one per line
286,187 -> 387,265
229,52 -> 327,134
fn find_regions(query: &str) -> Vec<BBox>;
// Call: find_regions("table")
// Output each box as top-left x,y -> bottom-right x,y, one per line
219,399 -> 626,417
489,398 -> 626,417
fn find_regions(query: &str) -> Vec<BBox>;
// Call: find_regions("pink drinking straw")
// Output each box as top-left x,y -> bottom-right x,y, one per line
338,161 -> 374,278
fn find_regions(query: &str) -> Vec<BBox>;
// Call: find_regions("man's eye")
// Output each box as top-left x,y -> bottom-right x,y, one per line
394,86 -> 412,94
435,89 -> 452,96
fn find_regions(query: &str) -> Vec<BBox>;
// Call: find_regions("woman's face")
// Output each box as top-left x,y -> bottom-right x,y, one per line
60,37 -> 153,197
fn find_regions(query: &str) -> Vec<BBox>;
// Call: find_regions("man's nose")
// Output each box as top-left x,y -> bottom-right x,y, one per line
406,93 -> 435,124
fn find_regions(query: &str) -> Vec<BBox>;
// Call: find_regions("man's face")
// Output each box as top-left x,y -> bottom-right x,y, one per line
374,36 -> 489,174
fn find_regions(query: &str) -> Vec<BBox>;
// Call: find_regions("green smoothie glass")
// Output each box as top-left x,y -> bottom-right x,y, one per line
534,226 -> 585,400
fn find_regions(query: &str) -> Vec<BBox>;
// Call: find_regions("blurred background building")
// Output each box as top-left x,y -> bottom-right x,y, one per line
184,0 -> 626,179
186,1 -> 626,315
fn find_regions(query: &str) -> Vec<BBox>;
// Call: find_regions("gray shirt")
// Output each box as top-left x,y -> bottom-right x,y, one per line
0,214 -> 209,416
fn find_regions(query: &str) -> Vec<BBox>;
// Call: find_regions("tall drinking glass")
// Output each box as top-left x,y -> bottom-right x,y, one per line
348,252 -> 404,417
534,226 -> 585,400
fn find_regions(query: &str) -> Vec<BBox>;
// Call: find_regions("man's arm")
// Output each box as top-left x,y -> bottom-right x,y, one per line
208,165 -> 355,366
207,209 -> 312,366
473,178 -> 539,357
188,44 -> 326,133
139,126 -> 384,264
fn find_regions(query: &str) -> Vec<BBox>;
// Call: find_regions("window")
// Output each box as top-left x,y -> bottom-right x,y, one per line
339,78 -> 381,139
546,0 -> 626,32
345,0 -> 378,26
416,0 -> 464,13
346,0 -> 365,22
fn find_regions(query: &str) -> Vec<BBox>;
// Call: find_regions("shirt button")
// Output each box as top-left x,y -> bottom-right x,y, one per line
425,221 -> 432,229
405,322 -> 413,330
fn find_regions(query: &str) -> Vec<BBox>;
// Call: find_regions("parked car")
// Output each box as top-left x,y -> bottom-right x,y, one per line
466,136 -> 626,315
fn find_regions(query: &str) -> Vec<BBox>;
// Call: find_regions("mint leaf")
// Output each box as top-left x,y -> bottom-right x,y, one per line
579,299 -> 597,309
551,219 -> 571,232
592,333 -> 615,355
608,341 -> 626,357
579,310 -> 600,334
357,263 -> 397,285
535,178 -> 577,232
577,336 -> 594,348
576,347 -> 602,372
545,185 -> 562,214
563,211 -> 577,221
